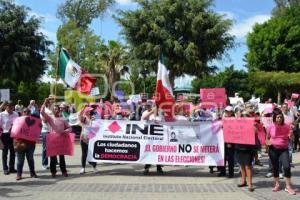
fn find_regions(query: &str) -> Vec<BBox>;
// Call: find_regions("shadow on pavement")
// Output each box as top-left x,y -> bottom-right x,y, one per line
0,188 -> 32,198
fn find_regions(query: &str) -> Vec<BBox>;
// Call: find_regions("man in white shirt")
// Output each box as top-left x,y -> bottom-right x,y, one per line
0,103 -> 19,175
14,100 -> 23,116
141,102 -> 164,174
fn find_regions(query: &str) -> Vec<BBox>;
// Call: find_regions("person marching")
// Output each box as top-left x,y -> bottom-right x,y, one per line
266,108 -> 296,195
236,103 -> 257,192
141,102 -> 164,174
78,106 -> 98,174
218,106 -> 235,178
14,108 -> 38,180
40,95 -> 55,170
41,98 -> 72,178
0,102 -> 19,175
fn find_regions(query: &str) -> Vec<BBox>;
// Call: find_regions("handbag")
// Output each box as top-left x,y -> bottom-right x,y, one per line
14,140 -> 27,152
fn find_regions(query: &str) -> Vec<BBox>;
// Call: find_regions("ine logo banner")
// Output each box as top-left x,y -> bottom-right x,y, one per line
87,120 -> 224,166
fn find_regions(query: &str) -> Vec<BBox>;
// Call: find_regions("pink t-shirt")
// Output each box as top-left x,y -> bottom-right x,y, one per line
267,124 -> 290,149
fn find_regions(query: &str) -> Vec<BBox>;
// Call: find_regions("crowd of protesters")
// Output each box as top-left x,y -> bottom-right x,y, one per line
0,94 -> 299,195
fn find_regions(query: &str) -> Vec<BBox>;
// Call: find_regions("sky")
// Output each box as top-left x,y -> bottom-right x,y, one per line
15,0 -> 276,87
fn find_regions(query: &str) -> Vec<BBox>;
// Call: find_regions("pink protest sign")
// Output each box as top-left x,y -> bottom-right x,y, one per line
86,119 -> 101,139
222,118 -> 255,145
46,133 -> 75,157
11,116 -> 42,142
261,117 -> 273,128
291,93 -> 299,99
287,100 -> 295,108
285,116 -> 293,125
200,88 -> 226,109
257,123 -> 266,145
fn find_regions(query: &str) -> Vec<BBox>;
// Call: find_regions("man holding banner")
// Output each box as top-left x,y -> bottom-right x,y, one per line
141,102 -> 164,174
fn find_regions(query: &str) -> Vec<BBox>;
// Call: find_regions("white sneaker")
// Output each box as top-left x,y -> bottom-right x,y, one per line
42,165 -> 48,170
265,172 -> 272,178
79,168 -> 85,174
279,173 -> 284,179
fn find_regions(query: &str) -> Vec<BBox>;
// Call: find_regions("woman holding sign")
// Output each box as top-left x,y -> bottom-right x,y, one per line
235,104 -> 257,192
266,109 -> 296,195
41,98 -> 72,178
78,106 -> 98,174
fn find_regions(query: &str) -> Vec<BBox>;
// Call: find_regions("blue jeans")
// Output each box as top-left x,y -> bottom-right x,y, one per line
269,146 -> 291,178
17,143 -> 36,176
41,131 -> 48,166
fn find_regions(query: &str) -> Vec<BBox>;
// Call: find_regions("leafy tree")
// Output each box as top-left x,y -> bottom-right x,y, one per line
55,20 -> 104,73
272,0 -> 300,16
249,71 -> 300,104
192,66 -> 252,99
16,82 -> 65,105
0,0 -> 52,83
116,0 -> 234,85
117,64 -> 156,97
246,5 -> 300,72
57,0 -> 115,29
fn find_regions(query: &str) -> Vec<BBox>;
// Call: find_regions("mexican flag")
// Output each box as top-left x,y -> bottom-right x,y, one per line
58,48 -> 82,88
154,53 -> 175,121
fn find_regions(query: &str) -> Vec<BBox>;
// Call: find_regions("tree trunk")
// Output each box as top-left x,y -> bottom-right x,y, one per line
108,68 -> 120,101
277,90 -> 281,105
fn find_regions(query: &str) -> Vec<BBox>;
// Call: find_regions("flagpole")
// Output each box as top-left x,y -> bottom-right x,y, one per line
54,45 -> 61,100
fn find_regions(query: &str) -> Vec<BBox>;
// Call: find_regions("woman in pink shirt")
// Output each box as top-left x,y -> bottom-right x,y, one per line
41,98 -> 72,178
267,108 -> 296,195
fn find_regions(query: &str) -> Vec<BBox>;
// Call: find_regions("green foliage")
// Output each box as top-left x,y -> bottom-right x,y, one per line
246,5 -> 300,72
192,66 -> 252,99
49,0 -> 115,77
116,0 -> 234,82
15,82 -> 65,105
57,0 -> 115,29
0,0 -> 52,83
249,71 -> 300,100
272,0 -> 300,16
48,20 -> 105,76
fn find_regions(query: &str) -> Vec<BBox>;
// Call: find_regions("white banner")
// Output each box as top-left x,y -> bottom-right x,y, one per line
90,87 -> 100,96
229,97 -> 244,105
129,94 -> 141,103
0,89 -> 10,101
258,103 -> 273,114
88,120 -> 225,166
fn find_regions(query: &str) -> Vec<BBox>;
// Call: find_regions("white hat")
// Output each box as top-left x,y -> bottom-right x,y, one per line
59,102 -> 68,108
225,106 -> 233,112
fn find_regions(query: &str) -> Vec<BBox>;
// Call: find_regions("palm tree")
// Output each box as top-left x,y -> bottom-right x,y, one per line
99,40 -> 128,98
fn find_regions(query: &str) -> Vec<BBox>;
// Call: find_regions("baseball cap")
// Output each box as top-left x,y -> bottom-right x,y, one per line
225,106 -> 233,112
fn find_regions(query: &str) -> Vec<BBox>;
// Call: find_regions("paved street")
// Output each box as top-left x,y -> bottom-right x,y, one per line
0,144 -> 300,200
